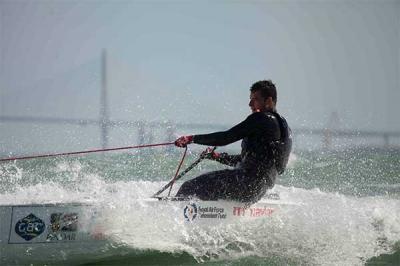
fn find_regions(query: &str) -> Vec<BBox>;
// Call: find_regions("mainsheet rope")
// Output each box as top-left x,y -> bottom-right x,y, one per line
167,146 -> 188,197
0,142 -> 175,162
0,141 -> 191,198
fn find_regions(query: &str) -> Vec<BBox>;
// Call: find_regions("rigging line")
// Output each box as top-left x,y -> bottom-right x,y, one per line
167,146 -> 188,197
0,142 -> 174,162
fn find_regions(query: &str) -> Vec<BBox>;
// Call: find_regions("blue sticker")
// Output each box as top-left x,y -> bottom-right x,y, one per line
15,213 -> 45,241
183,203 -> 197,222
49,213 -> 78,232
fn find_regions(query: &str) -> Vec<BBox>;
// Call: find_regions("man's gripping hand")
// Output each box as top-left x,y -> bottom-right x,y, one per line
201,147 -> 221,160
174,135 -> 193,148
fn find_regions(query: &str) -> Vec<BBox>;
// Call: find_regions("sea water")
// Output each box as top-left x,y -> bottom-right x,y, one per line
0,148 -> 399,265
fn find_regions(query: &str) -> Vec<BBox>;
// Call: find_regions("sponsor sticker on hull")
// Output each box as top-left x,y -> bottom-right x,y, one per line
183,203 -> 198,222
184,203 -> 227,222
8,205 -> 98,244
14,213 -> 45,241
233,206 -> 275,217
46,213 -> 78,242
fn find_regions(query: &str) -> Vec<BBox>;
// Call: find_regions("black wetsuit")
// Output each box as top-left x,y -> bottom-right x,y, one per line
176,111 -> 287,203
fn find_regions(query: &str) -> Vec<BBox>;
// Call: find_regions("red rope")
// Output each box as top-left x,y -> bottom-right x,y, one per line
167,146 -> 188,197
0,142 -> 174,162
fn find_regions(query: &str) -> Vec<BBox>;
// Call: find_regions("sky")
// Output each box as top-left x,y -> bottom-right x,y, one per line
0,0 -> 399,153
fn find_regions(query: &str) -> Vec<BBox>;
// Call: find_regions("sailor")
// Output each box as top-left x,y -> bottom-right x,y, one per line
174,80 -> 292,203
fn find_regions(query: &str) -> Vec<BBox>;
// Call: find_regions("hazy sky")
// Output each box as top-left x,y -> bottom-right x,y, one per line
0,0 -> 399,153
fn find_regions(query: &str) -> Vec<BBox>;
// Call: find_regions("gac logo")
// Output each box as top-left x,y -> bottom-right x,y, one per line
15,213 -> 45,241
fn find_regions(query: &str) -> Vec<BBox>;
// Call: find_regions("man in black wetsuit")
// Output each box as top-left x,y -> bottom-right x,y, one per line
174,80 -> 292,203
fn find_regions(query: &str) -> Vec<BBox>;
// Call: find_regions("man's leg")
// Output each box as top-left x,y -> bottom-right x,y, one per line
175,169 -> 246,201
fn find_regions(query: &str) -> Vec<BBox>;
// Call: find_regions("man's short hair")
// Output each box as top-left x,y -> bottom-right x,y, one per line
250,80 -> 277,103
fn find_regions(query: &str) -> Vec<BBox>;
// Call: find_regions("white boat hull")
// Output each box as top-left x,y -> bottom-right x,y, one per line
0,197 -> 299,264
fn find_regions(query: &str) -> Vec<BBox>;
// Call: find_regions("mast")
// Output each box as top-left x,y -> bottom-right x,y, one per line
100,49 -> 109,149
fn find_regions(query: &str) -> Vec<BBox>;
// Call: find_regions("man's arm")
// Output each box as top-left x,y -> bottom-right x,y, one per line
192,113 -> 262,146
201,148 -> 241,167
213,153 -> 241,167
174,112 -> 267,148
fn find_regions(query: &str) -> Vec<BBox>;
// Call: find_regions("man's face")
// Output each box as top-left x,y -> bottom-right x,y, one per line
249,90 -> 266,113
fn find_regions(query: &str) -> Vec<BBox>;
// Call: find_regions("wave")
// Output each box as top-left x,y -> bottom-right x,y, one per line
1,153 -> 399,265
1,176 -> 399,265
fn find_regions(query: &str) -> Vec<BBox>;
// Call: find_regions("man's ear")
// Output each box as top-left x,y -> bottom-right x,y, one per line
265,97 -> 274,108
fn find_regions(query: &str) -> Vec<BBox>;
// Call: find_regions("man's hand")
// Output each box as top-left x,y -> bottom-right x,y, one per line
201,147 -> 220,160
174,135 -> 193,148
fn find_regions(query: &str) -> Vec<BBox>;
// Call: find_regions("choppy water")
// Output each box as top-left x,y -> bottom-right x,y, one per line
1,148 -> 399,265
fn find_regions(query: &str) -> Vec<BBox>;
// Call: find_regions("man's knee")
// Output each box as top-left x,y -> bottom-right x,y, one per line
176,179 -> 197,196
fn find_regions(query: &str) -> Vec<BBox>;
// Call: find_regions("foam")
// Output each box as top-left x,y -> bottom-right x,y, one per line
1,157 -> 399,265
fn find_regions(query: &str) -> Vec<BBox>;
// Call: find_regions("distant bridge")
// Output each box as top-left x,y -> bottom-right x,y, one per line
2,50 -> 399,150
1,114 -> 399,149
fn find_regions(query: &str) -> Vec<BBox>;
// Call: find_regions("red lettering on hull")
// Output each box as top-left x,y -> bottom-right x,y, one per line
233,206 -> 275,217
